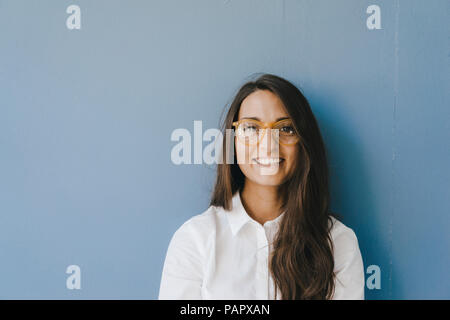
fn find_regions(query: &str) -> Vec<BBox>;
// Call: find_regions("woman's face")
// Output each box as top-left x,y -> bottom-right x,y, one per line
235,89 -> 298,187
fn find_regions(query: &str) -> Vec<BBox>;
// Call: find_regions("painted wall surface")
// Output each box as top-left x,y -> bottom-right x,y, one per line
0,0 -> 448,299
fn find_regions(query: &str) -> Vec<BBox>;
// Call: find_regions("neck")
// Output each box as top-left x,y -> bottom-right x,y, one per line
240,179 -> 284,226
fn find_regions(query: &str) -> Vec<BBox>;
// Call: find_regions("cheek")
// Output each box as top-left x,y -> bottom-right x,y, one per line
235,139 -> 259,178
281,146 -> 298,170
235,138 -> 257,164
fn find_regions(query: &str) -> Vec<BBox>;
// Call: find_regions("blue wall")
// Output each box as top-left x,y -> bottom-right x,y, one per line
0,0 -> 448,299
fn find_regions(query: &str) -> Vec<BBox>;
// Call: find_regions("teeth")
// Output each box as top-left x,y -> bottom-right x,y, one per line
255,158 -> 282,165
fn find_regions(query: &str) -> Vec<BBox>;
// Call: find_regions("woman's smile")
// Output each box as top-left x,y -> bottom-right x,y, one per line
253,157 -> 285,167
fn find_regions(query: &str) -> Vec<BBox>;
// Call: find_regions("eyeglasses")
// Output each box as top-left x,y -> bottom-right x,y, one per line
232,118 -> 300,146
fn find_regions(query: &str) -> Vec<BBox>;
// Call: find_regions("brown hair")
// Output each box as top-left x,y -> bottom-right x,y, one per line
210,73 -> 337,299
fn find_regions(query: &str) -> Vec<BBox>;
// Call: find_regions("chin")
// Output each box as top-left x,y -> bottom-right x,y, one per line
250,173 -> 286,187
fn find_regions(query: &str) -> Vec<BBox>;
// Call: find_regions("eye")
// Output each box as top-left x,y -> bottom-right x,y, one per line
241,123 -> 260,133
246,125 -> 258,131
280,125 -> 296,135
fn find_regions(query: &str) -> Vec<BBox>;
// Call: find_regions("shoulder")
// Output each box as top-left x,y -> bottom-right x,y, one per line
160,205 -> 221,290
329,216 -> 359,245
328,217 -> 361,256
175,204 -> 219,236
168,205 -> 220,252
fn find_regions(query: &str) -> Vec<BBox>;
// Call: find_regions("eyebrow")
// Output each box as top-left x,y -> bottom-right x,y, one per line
240,116 -> 291,121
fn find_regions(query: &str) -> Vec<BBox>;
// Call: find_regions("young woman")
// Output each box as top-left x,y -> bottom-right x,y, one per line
159,74 -> 365,300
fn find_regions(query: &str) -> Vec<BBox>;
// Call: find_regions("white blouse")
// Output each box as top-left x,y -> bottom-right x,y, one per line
158,191 -> 365,300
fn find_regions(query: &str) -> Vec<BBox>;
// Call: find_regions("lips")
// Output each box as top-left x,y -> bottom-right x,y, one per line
253,157 -> 285,166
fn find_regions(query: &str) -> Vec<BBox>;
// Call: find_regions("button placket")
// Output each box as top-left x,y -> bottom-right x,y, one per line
254,225 -> 269,299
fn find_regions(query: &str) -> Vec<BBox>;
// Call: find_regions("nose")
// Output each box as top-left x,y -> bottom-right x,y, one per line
258,128 -> 280,157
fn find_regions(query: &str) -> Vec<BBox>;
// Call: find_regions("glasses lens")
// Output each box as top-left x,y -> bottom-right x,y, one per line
273,121 -> 299,144
237,121 -> 261,144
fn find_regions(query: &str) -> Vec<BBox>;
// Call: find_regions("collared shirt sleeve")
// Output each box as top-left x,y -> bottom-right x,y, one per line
331,226 -> 365,300
158,221 -> 204,299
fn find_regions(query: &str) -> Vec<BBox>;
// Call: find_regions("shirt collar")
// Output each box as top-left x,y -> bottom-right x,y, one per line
226,191 -> 286,236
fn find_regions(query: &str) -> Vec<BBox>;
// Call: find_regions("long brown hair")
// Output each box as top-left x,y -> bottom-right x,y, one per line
210,73 -> 336,299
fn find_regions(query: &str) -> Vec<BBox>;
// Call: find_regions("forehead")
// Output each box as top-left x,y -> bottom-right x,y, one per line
238,90 -> 288,121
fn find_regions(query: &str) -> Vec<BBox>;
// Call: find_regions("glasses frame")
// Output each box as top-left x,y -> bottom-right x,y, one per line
232,118 -> 300,146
